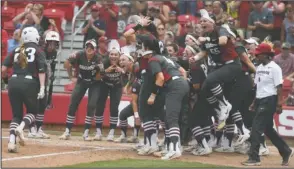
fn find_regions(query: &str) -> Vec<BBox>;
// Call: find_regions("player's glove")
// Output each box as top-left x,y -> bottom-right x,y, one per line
37,86 -> 45,99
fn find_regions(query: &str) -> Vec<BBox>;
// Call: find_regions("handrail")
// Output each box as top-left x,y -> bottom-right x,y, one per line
55,45 -> 62,85
70,1 -> 90,53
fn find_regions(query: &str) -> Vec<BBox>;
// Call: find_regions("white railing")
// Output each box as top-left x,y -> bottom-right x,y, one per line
70,1 -> 90,53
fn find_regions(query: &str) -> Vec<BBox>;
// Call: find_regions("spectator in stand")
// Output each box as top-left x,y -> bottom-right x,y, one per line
274,42 -> 294,77
157,23 -> 166,42
236,1 -> 252,38
153,2 -> 170,24
99,0 -> 119,40
248,1 -> 274,42
32,4 -> 50,32
117,2 -> 131,38
281,3 -> 294,52
146,2 -> 162,27
273,41 -> 282,55
178,1 -> 197,16
263,1 -> 286,41
82,4 -> 106,48
212,1 -> 230,26
164,31 -> 175,45
130,1 -> 148,16
165,11 -> 182,37
204,1 -> 213,14
7,29 -> 20,53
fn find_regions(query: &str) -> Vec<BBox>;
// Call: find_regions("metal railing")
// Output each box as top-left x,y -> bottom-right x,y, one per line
70,1 -> 90,53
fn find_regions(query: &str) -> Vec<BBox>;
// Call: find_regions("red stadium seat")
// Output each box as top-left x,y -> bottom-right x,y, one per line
3,21 -> 15,37
44,8 -> 65,31
16,8 -> 26,15
1,6 -> 16,26
5,2 -> 27,9
50,1 -> 76,21
177,15 -> 199,25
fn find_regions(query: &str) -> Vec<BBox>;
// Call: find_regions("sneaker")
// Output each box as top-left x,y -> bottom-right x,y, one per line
59,132 -> 71,140
107,134 -> 114,142
282,149 -> 294,166
93,134 -> 103,141
114,135 -> 128,143
8,142 -> 17,153
28,126 -> 37,138
241,159 -> 261,166
83,135 -> 93,141
191,146 -> 212,156
127,136 -> 140,143
235,133 -> 250,146
259,144 -> 270,156
137,145 -> 158,156
35,128 -> 50,139
15,126 -> 25,146
161,150 -> 181,160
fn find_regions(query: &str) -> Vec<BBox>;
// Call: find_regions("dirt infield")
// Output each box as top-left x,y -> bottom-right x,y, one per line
1,128 -> 293,168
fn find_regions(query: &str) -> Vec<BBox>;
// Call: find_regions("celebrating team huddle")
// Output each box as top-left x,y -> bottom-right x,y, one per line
2,9 -> 293,166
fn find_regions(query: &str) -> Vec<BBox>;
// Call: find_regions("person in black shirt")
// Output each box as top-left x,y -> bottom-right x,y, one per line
28,30 -> 60,139
94,44 -> 124,142
59,39 -> 103,141
82,4 -> 106,48
114,53 -> 141,143
2,27 -> 46,153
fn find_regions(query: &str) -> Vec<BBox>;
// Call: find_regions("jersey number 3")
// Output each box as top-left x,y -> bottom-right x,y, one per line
13,47 -> 36,63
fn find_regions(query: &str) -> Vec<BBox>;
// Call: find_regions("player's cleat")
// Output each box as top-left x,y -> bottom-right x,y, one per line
184,145 -> 196,152
208,136 -> 218,148
282,149 -> 293,166
132,141 -> 144,151
153,148 -> 169,157
161,142 -> 181,160
241,159 -> 261,166
15,126 -> 25,146
28,126 -> 37,138
137,145 -> 158,156
106,134 -> 114,142
235,133 -> 250,146
35,128 -> 50,139
191,145 -> 212,156
188,138 -> 197,146
59,132 -> 71,140
114,135 -> 128,143
83,135 -> 93,141
127,136 -> 139,143
93,134 -> 103,141
8,142 -> 17,153
259,144 -> 270,156
234,141 -> 250,155
214,145 -> 234,153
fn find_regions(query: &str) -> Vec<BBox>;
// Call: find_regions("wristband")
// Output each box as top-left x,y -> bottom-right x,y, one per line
133,24 -> 143,32
134,112 -> 139,118
40,86 -> 45,90
151,84 -> 162,95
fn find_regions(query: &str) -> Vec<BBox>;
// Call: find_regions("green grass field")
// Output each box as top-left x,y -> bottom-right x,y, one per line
65,159 -> 228,168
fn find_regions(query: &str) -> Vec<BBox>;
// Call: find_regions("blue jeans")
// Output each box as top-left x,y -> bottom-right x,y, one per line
178,0 -> 197,16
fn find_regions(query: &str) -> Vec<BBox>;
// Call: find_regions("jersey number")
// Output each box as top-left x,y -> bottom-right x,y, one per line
163,56 -> 175,67
13,47 -> 36,63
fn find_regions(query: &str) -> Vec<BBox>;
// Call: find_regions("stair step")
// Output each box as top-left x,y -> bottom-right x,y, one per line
62,41 -> 83,49
63,35 -> 84,42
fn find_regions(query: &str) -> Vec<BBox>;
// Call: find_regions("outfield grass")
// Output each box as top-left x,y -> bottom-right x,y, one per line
65,159 -> 228,168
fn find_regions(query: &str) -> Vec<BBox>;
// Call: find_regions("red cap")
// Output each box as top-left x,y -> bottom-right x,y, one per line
255,43 -> 274,55
98,36 -> 108,43
91,4 -> 100,11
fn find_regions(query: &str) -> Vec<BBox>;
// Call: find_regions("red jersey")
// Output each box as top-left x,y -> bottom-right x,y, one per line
100,4 -> 119,39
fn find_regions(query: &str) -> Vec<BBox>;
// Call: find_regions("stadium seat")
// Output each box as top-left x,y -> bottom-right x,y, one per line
44,8 -> 65,31
177,15 -> 199,25
50,1 -> 76,21
16,8 -> 25,15
3,21 -> 15,37
5,2 -> 27,9
1,6 -> 16,26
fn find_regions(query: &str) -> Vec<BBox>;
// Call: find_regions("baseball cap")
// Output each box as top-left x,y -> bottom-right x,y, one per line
85,39 -> 97,48
98,36 -> 108,43
244,38 -> 259,45
91,4 -> 100,11
282,42 -> 291,49
255,43 -> 274,55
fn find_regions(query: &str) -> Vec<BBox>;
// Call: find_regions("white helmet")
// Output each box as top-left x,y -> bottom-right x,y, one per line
45,31 -> 60,42
21,27 -> 40,44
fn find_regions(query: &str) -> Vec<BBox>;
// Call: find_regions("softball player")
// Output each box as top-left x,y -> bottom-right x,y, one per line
114,53 -> 141,143
2,27 -> 46,152
242,43 -> 293,166
59,39 -> 103,141
94,43 -> 124,142
142,37 -> 189,160
28,30 -> 60,139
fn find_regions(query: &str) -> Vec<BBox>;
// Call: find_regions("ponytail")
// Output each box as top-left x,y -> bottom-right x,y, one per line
18,43 -> 28,69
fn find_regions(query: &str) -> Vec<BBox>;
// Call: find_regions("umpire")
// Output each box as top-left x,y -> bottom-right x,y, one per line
242,43 -> 293,166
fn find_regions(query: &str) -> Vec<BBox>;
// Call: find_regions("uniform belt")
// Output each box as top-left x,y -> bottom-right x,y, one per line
216,60 -> 234,66
12,74 -> 33,79
172,76 -> 180,80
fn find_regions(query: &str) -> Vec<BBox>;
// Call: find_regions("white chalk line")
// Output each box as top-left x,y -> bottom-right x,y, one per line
2,149 -> 102,162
